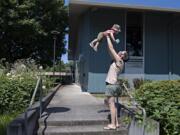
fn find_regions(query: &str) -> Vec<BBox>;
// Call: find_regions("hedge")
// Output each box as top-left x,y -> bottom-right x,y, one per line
0,74 -> 36,114
135,80 -> 180,135
0,73 -> 54,114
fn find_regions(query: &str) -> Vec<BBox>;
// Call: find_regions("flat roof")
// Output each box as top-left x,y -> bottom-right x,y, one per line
70,0 -> 180,13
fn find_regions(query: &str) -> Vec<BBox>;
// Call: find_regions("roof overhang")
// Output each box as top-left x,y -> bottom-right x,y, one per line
70,0 -> 180,13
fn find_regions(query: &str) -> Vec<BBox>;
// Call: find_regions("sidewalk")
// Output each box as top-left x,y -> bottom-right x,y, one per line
38,84 -> 127,135
41,84 -> 108,122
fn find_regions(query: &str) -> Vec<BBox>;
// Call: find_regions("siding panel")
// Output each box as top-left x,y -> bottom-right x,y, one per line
145,12 -> 172,74
88,9 -> 125,92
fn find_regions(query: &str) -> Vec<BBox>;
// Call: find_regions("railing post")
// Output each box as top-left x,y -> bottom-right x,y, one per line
39,77 -> 43,118
122,83 -> 147,135
39,66 -> 43,118
24,108 -> 28,135
24,66 -> 43,134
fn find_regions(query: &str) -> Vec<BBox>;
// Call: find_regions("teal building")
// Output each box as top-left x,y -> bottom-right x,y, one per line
69,0 -> 180,92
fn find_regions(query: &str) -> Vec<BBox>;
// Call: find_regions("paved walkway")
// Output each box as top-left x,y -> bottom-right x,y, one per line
38,84 -> 127,135
41,84 -> 108,122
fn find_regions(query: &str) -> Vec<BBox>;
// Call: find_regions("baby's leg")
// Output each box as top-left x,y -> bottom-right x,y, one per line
90,32 -> 103,51
93,42 -> 99,52
90,38 -> 98,47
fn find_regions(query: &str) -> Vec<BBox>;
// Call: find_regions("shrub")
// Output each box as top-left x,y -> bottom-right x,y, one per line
135,80 -> 180,135
0,74 -> 36,114
0,73 -> 54,114
0,59 -> 55,134
117,78 -> 130,88
116,78 -> 130,96
41,75 -> 55,95
133,78 -> 152,89
0,58 -> 56,114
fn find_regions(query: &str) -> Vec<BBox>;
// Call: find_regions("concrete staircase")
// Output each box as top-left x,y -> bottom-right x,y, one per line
38,118 -> 127,135
38,84 -> 128,135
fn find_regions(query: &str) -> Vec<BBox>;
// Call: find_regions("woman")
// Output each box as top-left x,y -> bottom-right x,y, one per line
104,35 -> 128,130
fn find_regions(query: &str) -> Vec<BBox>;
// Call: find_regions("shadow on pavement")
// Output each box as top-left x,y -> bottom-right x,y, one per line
41,107 -> 70,135
45,107 -> 70,114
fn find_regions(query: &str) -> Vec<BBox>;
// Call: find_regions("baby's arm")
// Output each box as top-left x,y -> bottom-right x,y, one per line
110,32 -> 120,44
110,32 -> 116,42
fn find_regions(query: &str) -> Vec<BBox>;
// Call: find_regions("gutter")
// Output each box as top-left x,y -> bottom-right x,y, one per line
69,0 -> 180,13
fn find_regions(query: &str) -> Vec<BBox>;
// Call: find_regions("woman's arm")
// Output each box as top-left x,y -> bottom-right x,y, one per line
106,36 -> 121,62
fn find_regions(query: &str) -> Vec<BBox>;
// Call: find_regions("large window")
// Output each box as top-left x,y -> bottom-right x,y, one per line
126,12 -> 143,57
125,12 -> 144,74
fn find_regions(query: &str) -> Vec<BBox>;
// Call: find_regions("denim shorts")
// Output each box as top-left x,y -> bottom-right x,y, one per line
105,84 -> 122,97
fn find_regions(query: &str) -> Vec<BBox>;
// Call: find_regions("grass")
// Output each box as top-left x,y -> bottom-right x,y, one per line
0,114 -> 18,135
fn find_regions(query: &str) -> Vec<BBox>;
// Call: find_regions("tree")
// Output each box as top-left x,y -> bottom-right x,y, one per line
0,0 -> 68,66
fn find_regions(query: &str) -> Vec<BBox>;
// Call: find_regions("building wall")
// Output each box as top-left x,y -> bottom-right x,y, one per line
75,9 -> 180,93
144,12 -> 180,79
172,20 -> 180,76
87,8 -> 126,92
144,12 -> 170,74
76,12 -> 91,91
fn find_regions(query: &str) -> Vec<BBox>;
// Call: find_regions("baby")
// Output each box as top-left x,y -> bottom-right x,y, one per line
89,24 -> 121,52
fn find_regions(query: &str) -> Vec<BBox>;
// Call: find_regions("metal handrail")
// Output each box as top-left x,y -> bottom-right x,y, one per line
29,77 -> 42,107
122,83 -> 146,135
24,75 -> 43,135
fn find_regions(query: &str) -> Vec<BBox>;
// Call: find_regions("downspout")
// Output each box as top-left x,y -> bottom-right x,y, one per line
167,15 -> 180,80
124,10 -> 127,51
142,12 -> 145,77
167,20 -> 172,80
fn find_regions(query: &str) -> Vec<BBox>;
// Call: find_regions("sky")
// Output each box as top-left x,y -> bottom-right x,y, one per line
64,0 -> 69,6
61,34 -> 69,63
61,0 -> 69,64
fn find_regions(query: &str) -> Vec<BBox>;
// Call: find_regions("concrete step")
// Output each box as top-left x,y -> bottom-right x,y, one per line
39,118 -> 109,127
38,125 -> 128,135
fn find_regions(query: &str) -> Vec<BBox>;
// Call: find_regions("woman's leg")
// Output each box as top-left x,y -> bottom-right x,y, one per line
115,105 -> 119,127
104,96 -> 116,130
108,96 -> 116,127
